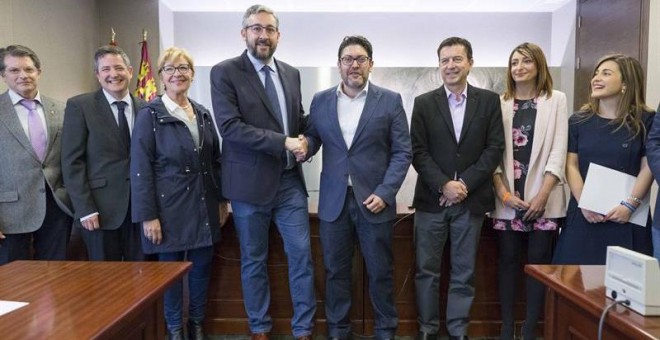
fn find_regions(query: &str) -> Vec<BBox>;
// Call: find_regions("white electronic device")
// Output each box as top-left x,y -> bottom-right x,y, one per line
604,246 -> 660,316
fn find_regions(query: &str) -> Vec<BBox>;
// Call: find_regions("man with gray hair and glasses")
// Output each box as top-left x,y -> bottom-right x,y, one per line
210,4 -> 314,340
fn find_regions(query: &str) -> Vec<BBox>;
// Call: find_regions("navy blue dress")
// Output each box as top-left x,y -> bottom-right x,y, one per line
553,112 -> 654,265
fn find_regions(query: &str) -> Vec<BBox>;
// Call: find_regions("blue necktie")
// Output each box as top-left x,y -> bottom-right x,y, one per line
262,65 -> 285,130
262,66 -> 294,169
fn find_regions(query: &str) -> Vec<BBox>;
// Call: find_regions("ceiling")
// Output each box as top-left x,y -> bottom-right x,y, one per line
159,0 -> 573,13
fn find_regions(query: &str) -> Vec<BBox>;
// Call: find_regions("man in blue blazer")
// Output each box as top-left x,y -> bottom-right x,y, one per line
647,102 -> 660,263
304,36 -> 412,340
0,45 -> 73,265
61,46 -> 146,261
411,37 -> 504,340
210,5 -> 314,340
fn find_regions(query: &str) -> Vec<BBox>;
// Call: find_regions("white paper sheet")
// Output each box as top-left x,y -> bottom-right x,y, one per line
579,163 -> 650,227
0,300 -> 28,316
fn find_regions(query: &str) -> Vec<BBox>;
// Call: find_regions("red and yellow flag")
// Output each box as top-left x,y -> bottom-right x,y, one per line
134,35 -> 157,102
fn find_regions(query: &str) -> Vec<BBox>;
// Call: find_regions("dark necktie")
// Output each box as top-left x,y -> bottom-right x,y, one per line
20,99 -> 47,161
262,66 -> 294,169
115,101 -> 130,148
262,65 -> 285,129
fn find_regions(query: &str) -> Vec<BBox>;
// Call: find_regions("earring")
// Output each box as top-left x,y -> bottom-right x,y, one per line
621,86 -> 627,94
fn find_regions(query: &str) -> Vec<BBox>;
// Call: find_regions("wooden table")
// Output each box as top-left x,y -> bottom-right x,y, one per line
526,264 -> 660,339
0,261 -> 191,340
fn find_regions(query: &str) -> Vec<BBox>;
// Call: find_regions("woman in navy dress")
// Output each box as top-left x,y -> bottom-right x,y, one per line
553,54 -> 654,265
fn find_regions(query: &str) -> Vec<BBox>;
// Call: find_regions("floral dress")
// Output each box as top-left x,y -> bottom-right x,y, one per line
493,98 -> 559,232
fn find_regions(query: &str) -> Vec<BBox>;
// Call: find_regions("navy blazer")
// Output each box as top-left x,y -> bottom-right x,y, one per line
210,51 -> 307,204
644,108 -> 660,231
305,83 -> 412,224
411,84 -> 504,214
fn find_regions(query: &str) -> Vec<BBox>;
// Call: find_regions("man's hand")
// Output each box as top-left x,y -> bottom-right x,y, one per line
0,231 -> 5,239
81,215 -> 101,231
294,135 -> 308,162
285,136 -> 308,162
442,180 -> 467,202
143,219 -> 162,245
219,201 -> 229,227
363,194 -> 387,214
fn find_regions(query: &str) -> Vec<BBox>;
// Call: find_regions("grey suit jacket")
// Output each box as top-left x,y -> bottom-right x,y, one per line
61,90 -> 146,230
0,91 -> 73,234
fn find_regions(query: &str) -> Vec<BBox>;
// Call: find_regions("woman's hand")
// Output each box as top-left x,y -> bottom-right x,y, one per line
219,202 -> 229,227
581,208 -> 604,224
505,195 -> 530,211
605,204 -> 632,224
143,219 -> 162,245
523,193 -> 549,221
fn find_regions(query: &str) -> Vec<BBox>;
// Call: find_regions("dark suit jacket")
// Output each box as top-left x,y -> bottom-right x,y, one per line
645,106 -> 660,231
61,90 -> 146,230
210,50 -> 307,205
0,91 -> 73,234
305,83 -> 412,224
411,84 -> 504,214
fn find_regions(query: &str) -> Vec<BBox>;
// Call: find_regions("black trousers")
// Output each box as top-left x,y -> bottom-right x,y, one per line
497,229 -> 556,340
80,207 -> 145,261
0,187 -> 72,265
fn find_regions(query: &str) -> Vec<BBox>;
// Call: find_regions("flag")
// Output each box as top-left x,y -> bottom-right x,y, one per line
134,36 -> 157,102
109,28 -> 117,46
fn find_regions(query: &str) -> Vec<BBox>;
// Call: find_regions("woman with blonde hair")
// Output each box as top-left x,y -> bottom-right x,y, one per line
491,42 -> 568,340
553,54 -> 654,265
131,47 -> 228,340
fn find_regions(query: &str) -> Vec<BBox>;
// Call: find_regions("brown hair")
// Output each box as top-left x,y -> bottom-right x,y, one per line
575,54 -> 652,138
503,42 -> 553,101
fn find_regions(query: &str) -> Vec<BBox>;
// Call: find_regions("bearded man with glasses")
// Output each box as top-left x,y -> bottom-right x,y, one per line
210,4 -> 314,340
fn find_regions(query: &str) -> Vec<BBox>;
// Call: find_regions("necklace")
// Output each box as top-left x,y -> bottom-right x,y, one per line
180,102 -> 191,110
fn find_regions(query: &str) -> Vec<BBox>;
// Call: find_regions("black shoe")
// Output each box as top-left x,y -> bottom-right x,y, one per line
168,328 -> 184,340
448,336 -> 468,340
188,319 -> 206,340
417,331 -> 437,340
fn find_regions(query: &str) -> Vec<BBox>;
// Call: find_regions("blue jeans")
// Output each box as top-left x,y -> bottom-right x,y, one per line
158,246 -> 214,331
320,189 -> 398,340
231,170 -> 315,337
653,228 -> 660,263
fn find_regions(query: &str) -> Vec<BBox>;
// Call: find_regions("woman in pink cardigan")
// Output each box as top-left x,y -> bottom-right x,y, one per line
490,42 -> 568,340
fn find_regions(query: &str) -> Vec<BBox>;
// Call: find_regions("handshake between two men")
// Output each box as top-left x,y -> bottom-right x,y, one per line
285,135 -> 309,162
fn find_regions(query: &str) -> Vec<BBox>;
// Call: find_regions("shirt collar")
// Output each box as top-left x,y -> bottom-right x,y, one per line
445,84 -> 468,100
102,89 -> 131,107
335,81 -> 370,99
162,93 -> 186,114
8,89 -> 42,105
246,50 -> 278,74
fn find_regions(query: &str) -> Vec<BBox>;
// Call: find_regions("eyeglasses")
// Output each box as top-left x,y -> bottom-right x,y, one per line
339,55 -> 370,66
161,65 -> 191,75
245,24 -> 278,35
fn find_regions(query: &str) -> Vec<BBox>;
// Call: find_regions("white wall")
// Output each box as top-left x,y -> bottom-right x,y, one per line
167,11 -> 553,68
552,0 -> 577,113
0,0 -> 99,101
